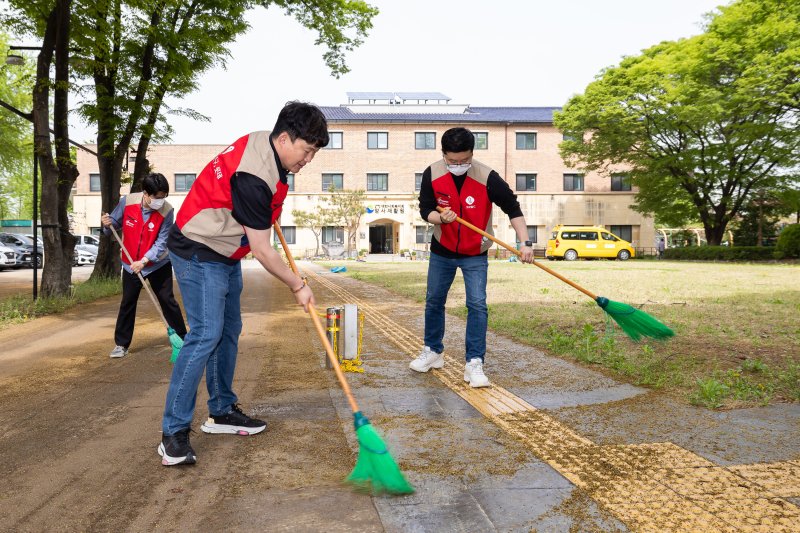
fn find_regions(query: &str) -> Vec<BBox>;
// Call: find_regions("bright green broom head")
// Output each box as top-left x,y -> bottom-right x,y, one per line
345,412 -> 415,496
596,297 -> 675,341
167,327 -> 184,363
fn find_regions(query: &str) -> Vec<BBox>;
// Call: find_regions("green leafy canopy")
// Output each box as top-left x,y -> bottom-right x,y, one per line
554,0 -> 800,244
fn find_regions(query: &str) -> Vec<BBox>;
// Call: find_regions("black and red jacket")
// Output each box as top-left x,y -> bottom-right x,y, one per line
419,159 -> 523,258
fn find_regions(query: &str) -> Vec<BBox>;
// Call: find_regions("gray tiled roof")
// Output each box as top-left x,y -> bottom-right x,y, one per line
321,106 -> 560,124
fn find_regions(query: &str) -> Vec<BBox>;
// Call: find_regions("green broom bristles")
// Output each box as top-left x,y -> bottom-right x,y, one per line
596,297 -> 675,341
167,327 -> 184,363
345,412 -> 415,495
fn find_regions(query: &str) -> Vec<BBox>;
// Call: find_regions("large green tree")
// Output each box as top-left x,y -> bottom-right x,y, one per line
2,0 -> 80,296
68,0 -> 376,279
555,0 -> 800,245
2,0 -> 377,281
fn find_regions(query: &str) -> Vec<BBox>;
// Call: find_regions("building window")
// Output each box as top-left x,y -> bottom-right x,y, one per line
611,175 -> 632,191
273,226 -> 296,244
610,225 -> 633,243
415,132 -> 435,150
322,173 -> 343,191
563,173 -> 584,191
515,173 -> 537,191
322,226 -> 344,244
324,131 -> 343,149
562,132 -> 583,143
366,173 -> 388,191
287,173 -> 295,192
526,226 -> 538,243
416,225 -> 432,244
516,132 -> 537,150
175,173 -> 196,192
367,132 -> 388,149
89,173 -> 101,192
415,172 -> 423,192
473,132 -> 488,150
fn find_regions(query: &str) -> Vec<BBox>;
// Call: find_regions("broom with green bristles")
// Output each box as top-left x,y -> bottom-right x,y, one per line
437,207 -> 674,341
109,224 -> 184,361
274,223 -> 414,495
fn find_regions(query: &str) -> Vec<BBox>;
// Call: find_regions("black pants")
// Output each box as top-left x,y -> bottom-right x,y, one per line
114,263 -> 187,348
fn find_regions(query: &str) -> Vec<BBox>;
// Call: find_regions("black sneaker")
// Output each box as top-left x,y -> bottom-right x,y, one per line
158,428 -> 196,466
200,404 -> 267,436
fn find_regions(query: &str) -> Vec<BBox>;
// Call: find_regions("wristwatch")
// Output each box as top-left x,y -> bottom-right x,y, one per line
524,241 -> 533,247
141,256 -> 149,265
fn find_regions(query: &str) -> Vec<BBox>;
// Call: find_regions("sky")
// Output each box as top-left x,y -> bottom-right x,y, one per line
70,0 -> 728,145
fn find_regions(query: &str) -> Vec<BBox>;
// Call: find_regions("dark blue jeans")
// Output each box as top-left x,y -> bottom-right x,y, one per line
162,252 -> 243,435
424,252 -> 488,362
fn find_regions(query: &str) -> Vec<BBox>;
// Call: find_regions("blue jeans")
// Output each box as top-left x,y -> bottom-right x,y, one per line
424,252 -> 488,362
162,252 -> 243,435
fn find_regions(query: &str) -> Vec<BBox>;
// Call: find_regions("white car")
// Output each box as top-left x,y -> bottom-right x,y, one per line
73,248 -> 97,267
0,244 -> 16,270
75,234 -> 100,255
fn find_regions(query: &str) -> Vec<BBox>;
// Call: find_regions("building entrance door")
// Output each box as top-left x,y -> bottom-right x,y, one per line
369,223 -> 393,254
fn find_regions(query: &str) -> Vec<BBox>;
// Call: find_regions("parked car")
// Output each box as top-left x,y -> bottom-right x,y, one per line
0,244 -> 16,270
75,234 -> 100,255
0,233 -> 43,268
73,248 -> 97,267
546,225 -> 635,261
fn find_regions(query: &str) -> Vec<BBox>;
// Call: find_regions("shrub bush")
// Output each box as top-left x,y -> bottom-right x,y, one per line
664,245 -> 776,261
774,224 -> 800,259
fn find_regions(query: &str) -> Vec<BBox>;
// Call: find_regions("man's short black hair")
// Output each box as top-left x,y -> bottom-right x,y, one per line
271,101 -> 329,148
441,127 -> 475,153
142,173 -> 169,195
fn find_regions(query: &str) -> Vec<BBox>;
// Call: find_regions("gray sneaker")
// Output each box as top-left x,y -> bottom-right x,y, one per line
109,345 -> 128,358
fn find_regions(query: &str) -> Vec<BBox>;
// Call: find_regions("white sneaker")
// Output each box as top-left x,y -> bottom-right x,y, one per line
109,345 -> 128,358
409,346 -> 444,372
464,358 -> 490,388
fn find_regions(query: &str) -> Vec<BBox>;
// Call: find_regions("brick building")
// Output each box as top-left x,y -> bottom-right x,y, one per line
73,92 -> 654,255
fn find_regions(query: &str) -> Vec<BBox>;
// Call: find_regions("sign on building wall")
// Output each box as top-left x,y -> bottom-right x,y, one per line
365,203 -> 406,215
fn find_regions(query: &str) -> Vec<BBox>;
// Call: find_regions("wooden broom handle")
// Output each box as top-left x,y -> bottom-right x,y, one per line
435,206 -> 598,300
273,223 -> 360,413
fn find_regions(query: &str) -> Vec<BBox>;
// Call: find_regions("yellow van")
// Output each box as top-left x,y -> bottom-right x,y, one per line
546,225 -> 635,261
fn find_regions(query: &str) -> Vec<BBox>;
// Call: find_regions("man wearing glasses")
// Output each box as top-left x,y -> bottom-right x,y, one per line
412,127 -> 535,387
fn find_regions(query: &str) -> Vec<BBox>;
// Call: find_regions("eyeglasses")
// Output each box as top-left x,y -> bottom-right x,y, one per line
444,157 -> 472,166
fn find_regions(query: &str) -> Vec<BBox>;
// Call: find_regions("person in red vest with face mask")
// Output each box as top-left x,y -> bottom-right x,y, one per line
157,102 -> 327,467
412,127 -> 535,387
101,173 -> 187,359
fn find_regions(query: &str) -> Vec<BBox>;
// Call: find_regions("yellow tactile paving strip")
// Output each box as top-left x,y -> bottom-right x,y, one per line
306,269 -> 800,532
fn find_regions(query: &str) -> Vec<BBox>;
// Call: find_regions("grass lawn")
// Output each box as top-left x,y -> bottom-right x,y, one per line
323,258 -> 800,409
0,276 -> 122,329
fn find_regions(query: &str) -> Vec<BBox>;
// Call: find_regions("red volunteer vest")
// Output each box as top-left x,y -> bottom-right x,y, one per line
121,193 -> 166,265
431,160 -> 493,255
176,131 -> 287,260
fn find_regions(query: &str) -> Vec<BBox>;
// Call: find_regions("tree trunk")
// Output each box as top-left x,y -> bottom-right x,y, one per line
90,147 -> 122,280
36,1 -> 78,298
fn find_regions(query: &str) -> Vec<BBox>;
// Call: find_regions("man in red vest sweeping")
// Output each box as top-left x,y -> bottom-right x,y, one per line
158,102 -> 326,466
101,172 -> 187,359
412,127 -> 535,387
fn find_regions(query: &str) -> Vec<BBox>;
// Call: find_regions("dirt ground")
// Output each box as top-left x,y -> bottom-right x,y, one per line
0,264 -> 93,300
2,260 -> 798,532
0,262 -> 383,532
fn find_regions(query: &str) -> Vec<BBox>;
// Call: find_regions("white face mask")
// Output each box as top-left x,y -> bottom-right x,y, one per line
148,198 -> 165,211
446,163 -> 471,176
